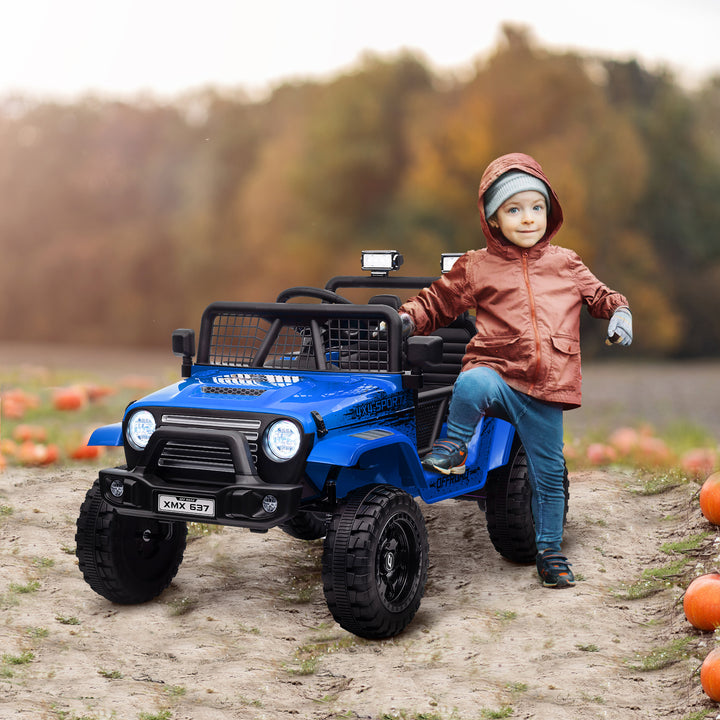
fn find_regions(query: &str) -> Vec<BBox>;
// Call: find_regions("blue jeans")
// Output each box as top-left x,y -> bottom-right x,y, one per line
447,367 -> 566,554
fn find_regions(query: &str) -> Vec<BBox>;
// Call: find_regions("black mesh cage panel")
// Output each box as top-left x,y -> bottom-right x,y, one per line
198,303 -> 402,374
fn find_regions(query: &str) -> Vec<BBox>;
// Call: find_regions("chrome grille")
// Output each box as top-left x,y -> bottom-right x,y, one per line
157,416 -> 261,474
158,440 -> 237,471
161,414 -> 262,431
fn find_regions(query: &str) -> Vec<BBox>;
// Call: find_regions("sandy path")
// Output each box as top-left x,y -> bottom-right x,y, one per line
0,466 -> 710,719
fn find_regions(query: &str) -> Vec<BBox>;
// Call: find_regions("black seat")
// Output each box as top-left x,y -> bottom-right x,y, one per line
368,294 -> 402,311
414,312 -> 476,453
423,313 -> 476,390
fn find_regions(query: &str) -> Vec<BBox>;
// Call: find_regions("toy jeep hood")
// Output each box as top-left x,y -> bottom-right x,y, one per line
133,368 -> 409,434
90,368 -> 411,447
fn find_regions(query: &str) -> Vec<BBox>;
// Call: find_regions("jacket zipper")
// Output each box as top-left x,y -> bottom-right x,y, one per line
522,252 -> 542,390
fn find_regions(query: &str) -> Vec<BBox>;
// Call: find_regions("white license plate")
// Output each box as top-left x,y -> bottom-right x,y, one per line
157,494 -> 215,518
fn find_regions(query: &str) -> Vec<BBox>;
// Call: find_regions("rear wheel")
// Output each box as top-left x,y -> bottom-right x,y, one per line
76,481 -> 187,604
484,441 -> 569,564
322,485 -> 429,639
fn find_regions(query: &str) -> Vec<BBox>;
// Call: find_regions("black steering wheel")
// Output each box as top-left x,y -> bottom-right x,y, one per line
276,286 -> 353,304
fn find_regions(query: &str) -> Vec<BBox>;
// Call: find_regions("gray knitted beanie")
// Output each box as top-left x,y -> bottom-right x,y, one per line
484,170 -> 550,219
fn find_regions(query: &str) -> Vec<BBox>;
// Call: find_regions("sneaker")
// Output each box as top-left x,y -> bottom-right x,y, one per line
536,549 -> 575,588
421,439 -> 468,475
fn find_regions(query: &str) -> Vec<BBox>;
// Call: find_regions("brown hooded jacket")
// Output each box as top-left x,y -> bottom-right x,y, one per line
400,153 -> 629,409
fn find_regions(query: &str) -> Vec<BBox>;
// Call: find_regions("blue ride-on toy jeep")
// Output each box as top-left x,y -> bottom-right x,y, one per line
75,250 -> 567,639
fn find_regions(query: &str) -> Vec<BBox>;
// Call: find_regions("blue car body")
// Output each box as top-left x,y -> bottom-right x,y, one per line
90,367 -> 515,507
75,261 -> 537,641
88,293 -> 517,529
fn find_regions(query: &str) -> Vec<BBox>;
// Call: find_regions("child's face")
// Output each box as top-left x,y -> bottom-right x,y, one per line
488,190 -> 548,249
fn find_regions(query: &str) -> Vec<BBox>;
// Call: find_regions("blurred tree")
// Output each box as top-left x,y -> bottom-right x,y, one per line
0,100 -> 192,344
605,61 -> 720,355
290,52 -> 433,275
0,31 -> 718,357
171,89 -> 266,314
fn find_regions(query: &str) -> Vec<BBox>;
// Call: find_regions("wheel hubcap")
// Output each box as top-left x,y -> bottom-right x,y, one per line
376,513 -> 420,611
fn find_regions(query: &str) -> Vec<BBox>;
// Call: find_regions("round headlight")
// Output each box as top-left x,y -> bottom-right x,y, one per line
127,410 -> 156,450
264,420 -> 301,461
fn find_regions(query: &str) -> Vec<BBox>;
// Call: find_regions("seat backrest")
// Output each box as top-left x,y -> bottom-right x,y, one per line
423,313 -> 476,390
366,294 -> 474,389
368,294 -> 402,311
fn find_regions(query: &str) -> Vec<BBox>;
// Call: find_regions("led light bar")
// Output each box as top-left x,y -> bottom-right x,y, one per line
361,250 -> 404,276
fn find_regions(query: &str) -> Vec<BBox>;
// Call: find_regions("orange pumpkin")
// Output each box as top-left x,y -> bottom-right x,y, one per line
69,444 -> 103,461
586,443 -> 617,465
682,449 -> 717,478
608,426 -> 639,456
700,472 -> 720,525
17,442 -> 59,467
701,648 -> 720,701
52,386 -> 87,411
12,424 -> 47,443
85,384 -> 116,402
684,573 -> 720,631
0,438 -> 17,456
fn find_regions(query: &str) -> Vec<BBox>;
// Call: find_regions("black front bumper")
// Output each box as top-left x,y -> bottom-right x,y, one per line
98,426 -> 303,530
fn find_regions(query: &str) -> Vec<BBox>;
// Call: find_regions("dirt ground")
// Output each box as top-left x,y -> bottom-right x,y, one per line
0,463 -> 713,720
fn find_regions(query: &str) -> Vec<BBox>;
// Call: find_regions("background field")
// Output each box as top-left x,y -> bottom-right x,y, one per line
0,348 -> 718,719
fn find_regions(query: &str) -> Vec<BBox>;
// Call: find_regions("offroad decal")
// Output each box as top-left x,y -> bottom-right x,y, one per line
419,419 -> 500,503
343,391 -> 412,422
426,472 -> 477,493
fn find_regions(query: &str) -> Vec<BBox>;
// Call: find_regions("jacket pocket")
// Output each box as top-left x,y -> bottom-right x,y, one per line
470,335 -> 530,379
550,335 -> 580,356
549,334 -> 581,391
480,335 -> 521,356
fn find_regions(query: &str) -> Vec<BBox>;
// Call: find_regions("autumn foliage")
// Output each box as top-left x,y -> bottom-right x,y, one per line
0,26 -> 719,357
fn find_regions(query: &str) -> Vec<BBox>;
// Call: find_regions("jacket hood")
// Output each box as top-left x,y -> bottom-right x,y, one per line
478,153 -> 563,254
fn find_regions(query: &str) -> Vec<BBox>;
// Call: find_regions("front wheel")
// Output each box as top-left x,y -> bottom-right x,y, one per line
75,481 -> 187,604
322,485 -> 429,639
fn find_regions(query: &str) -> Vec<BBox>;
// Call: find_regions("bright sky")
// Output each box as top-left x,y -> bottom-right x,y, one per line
2,0 -> 719,100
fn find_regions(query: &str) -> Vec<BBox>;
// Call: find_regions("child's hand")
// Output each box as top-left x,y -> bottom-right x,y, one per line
399,312 -> 415,339
606,307 -> 633,346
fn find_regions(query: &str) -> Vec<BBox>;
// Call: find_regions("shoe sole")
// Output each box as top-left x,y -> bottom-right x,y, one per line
421,463 -> 466,475
542,579 -> 576,588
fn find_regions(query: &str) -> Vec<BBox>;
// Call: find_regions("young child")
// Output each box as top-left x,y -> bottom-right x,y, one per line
399,152 -> 632,589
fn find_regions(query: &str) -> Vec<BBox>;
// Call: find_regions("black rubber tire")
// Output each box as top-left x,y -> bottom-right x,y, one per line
279,510 -> 331,540
75,481 -> 187,604
322,485 -> 429,639
484,441 -> 570,564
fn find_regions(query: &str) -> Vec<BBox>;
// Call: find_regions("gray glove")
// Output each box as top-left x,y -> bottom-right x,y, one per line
607,307 -> 632,346
399,312 -> 415,339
